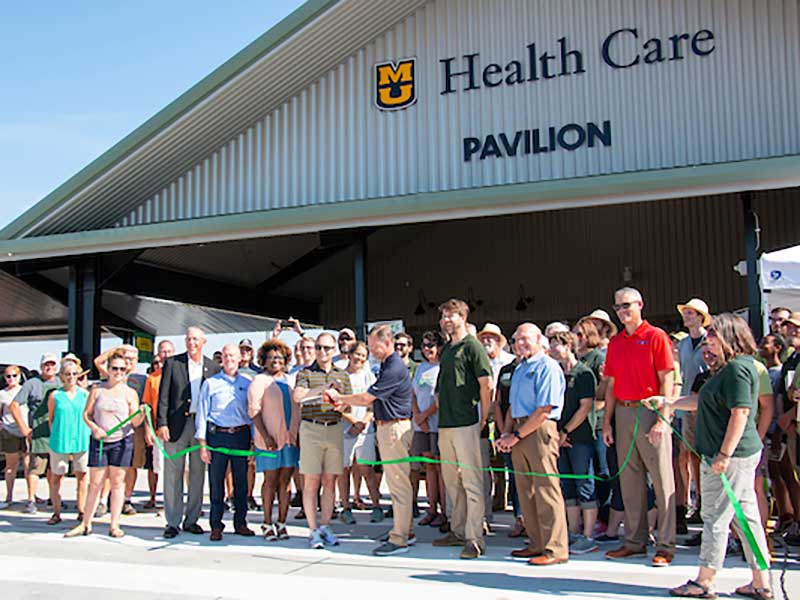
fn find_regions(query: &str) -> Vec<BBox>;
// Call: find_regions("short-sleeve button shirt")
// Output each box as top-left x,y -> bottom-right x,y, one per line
604,320 -> 674,401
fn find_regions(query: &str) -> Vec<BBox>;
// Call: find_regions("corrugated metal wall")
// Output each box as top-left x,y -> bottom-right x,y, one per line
319,187 -> 800,333
119,0 -> 800,228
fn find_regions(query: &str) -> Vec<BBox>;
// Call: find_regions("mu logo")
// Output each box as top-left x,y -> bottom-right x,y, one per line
375,58 -> 417,110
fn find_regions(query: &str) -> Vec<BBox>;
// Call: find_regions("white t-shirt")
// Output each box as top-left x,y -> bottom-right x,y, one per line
412,361 -> 440,432
188,357 -> 203,413
346,369 -> 377,434
0,386 -> 24,436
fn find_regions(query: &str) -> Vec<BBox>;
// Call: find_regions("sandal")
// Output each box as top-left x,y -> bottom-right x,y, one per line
352,498 -> 368,511
47,514 -> 62,525
669,580 -> 717,599
64,523 -> 91,538
109,528 -> 125,538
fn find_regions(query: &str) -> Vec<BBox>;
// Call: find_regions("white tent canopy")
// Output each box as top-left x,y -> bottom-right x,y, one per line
760,244 -> 800,312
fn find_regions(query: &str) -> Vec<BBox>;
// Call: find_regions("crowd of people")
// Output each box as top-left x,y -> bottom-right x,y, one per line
1,291 -> 799,599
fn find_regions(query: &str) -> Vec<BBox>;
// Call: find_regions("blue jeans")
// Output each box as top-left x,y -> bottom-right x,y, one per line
593,435 -> 611,511
207,426 -> 251,531
501,451 -> 520,517
558,442 -> 596,508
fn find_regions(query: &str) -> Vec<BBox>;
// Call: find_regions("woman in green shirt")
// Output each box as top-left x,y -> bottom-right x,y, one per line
47,361 -> 91,524
645,313 -> 771,600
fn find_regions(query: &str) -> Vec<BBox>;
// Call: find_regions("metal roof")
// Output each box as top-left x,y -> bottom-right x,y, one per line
0,0 -> 426,239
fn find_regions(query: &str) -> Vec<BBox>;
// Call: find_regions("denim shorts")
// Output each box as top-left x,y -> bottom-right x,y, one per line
89,435 -> 133,468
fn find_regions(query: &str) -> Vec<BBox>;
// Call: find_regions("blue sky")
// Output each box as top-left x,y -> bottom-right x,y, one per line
0,0 -> 305,229
0,1 -> 306,367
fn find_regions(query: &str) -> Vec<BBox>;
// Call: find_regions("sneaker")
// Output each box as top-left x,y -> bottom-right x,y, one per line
248,496 -> 261,511
319,525 -> 339,546
433,531 -> 465,547
373,541 -> 409,556
595,533 -> 619,543
95,503 -> 107,518
224,497 -> 232,512
276,522 -> 289,541
261,523 -> 279,542
24,501 -> 37,514
568,531 -> 580,545
122,501 -> 137,516
460,540 -> 484,559
339,508 -> 356,525
370,507 -> 384,523
0,501 -> 10,510
570,535 -> 599,555
309,529 -> 324,549
379,532 -> 417,545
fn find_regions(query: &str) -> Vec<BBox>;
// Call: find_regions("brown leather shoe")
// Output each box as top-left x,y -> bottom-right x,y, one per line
528,555 -> 568,566
234,525 -> 255,537
210,529 -> 223,541
604,545 -> 647,561
651,550 -> 673,567
511,547 -> 541,558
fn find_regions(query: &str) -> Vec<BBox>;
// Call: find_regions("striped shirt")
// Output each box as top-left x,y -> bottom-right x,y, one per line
295,362 -> 353,423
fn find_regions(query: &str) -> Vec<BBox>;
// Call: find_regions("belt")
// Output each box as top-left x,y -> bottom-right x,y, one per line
208,423 -> 249,434
302,418 -> 340,427
376,418 -> 410,426
513,416 -> 559,425
617,400 -> 641,407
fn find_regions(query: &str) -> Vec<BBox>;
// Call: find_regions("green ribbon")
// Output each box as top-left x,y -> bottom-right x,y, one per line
358,405 -> 640,482
99,405 -> 277,461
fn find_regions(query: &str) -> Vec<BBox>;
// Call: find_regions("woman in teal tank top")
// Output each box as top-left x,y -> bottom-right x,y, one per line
46,361 -> 90,524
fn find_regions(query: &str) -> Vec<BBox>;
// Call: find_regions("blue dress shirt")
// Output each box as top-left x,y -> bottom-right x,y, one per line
195,371 -> 252,440
510,351 -> 565,420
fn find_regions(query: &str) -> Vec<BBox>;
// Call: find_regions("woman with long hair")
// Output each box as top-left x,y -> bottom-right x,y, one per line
65,352 -> 142,538
47,360 -> 91,524
250,339 -> 299,542
645,313 -> 771,599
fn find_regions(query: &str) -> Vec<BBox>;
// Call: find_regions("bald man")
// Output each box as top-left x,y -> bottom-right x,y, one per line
157,327 -> 220,539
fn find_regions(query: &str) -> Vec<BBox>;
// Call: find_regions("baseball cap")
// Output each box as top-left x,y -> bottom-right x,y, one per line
40,353 -> 58,365
238,338 -> 254,349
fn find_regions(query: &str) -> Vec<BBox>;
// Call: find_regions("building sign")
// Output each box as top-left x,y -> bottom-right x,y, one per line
134,330 -> 154,363
375,58 -> 417,110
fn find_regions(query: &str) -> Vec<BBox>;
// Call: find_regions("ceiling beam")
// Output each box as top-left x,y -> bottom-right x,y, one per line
104,263 -> 319,322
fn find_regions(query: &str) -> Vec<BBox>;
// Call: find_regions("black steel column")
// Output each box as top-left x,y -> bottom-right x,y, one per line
743,192 -> 764,340
68,259 -> 100,374
354,236 -> 368,341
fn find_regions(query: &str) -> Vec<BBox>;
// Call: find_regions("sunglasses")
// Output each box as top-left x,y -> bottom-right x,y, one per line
421,342 -> 437,349
338,334 -> 353,341
613,301 -> 638,311
706,327 -> 718,338
4,373 -> 19,379
109,366 -> 127,373
316,344 -> 336,352
394,342 -> 408,348
265,354 -> 285,361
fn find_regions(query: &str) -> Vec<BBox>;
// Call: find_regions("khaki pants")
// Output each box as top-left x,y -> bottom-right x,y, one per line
439,424 -> 485,546
376,419 -> 414,546
615,405 -> 676,553
480,437 -> 493,522
511,420 -> 568,560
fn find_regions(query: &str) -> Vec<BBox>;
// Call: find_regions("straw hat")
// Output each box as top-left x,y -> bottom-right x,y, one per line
580,309 -> 618,337
676,298 -> 712,327
476,323 -> 507,347
785,311 -> 800,328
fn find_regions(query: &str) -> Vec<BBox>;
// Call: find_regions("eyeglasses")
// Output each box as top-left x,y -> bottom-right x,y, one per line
265,354 -> 285,361
316,344 -> 336,352
394,342 -> 408,349
706,327 -> 717,338
109,366 -> 127,373
509,337 -> 516,345
613,301 -> 638,311
769,316 -> 786,323
421,342 -> 437,349
4,373 -> 19,379
62,372 -> 79,378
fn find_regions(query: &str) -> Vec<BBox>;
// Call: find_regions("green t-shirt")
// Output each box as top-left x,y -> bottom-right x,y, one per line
436,335 -> 492,428
579,348 -> 605,434
695,355 -> 762,459
558,361 -> 597,445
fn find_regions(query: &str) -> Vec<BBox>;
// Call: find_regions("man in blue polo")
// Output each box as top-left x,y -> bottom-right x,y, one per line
328,324 -> 415,557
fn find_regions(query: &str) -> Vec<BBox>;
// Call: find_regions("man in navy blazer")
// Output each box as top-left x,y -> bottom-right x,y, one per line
157,326 -> 220,538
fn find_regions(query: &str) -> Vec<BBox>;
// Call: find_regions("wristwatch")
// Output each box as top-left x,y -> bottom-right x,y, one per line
513,430 -> 522,440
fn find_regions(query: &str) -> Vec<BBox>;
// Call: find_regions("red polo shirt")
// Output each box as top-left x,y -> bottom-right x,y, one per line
604,320 -> 673,401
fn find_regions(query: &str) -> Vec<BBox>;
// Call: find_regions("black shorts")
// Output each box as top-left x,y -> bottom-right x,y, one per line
89,435 -> 133,468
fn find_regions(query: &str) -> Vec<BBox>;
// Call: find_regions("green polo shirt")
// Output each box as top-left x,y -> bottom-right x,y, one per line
695,355 -> 762,459
436,335 -> 492,428
295,362 -> 352,424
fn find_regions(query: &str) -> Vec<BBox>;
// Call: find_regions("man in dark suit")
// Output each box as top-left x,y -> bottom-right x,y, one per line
157,326 -> 220,538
